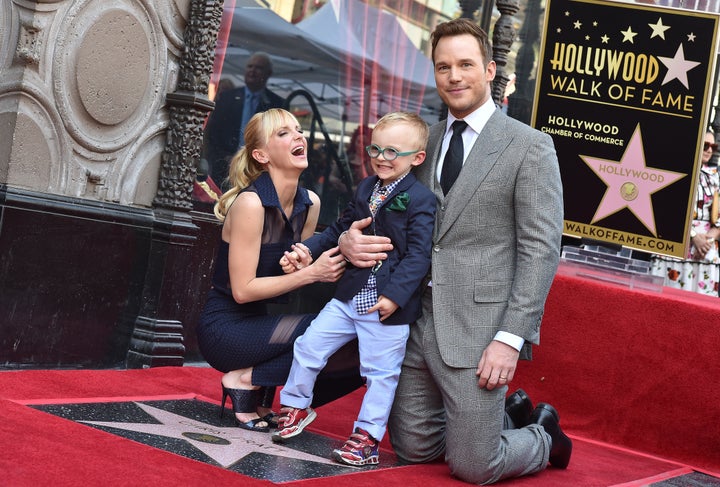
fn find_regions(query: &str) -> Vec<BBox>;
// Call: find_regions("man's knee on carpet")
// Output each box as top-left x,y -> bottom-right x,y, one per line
388,429 -> 445,465
445,440 -> 507,485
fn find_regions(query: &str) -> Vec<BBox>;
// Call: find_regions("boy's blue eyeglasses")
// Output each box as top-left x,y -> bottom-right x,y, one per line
365,144 -> 420,161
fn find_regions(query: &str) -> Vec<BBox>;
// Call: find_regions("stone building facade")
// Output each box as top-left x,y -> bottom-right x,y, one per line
0,0 -> 224,368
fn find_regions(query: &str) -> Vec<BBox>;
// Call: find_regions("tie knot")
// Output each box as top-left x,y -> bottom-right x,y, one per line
451,120 -> 468,136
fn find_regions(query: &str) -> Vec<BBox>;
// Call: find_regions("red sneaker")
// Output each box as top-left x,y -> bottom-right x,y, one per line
271,406 -> 316,443
331,428 -> 380,466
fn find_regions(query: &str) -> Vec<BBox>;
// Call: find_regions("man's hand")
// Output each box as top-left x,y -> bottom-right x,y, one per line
339,217 -> 393,268
308,247 -> 346,282
476,340 -> 520,390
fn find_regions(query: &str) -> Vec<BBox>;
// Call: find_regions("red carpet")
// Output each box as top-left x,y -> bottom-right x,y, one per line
0,365 -> 716,486
3,266 -> 719,486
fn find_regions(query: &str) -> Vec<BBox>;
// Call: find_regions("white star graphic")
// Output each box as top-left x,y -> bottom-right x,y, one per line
688,32 -> 697,42
621,26 -> 638,43
601,34 -> 610,44
648,17 -> 670,39
81,402 -> 343,469
658,44 -> 700,89
574,20 -> 582,29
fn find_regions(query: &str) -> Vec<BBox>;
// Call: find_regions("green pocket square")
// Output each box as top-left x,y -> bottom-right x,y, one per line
386,192 -> 410,212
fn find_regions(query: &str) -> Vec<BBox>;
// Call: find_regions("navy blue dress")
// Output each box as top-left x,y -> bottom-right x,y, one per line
197,173 -> 361,405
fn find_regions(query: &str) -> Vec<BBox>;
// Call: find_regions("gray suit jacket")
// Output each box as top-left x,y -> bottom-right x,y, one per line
415,108 -> 563,368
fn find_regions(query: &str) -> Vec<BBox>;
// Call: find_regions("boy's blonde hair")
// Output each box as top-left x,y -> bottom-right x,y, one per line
373,112 -> 429,152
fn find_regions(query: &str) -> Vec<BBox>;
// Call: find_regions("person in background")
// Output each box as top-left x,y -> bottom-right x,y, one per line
195,78 -> 235,193
335,18 -> 571,484
346,125 -> 374,187
215,78 -> 235,97
651,130 -> 720,296
196,108 -> 362,432
203,52 -> 285,190
271,112 -> 436,467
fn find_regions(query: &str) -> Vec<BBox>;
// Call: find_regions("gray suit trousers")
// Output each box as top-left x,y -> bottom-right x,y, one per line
388,289 -> 551,485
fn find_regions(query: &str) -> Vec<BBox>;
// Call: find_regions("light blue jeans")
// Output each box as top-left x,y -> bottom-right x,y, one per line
279,297 -> 410,441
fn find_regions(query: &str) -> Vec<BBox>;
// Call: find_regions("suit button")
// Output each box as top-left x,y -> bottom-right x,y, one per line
440,205 -> 446,211
433,246 -> 440,252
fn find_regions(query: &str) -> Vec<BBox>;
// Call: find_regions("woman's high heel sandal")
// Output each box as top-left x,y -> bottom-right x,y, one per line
258,386 -> 279,428
220,385 -> 270,432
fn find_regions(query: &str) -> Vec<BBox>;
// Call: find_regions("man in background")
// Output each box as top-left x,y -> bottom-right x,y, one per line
203,52 -> 285,190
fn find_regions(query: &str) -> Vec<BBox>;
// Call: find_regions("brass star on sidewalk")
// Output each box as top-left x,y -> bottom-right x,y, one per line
82,402 -> 341,469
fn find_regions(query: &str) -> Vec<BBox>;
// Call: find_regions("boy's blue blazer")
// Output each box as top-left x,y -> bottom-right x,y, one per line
305,173 -> 436,325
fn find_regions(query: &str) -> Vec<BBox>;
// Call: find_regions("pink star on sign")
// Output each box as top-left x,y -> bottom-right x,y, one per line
657,43 -> 700,89
580,124 -> 685,236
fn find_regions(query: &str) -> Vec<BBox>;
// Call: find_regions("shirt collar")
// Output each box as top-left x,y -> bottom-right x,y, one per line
375,172 -> 408,194
253,172 -> 313,219
701,164 -> 717,175
445,97 -> 496,136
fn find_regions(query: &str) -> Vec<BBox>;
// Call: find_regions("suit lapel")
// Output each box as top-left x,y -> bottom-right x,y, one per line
436,109 -> 509,241
366,173 -> 418,214
381,172 -> 416,209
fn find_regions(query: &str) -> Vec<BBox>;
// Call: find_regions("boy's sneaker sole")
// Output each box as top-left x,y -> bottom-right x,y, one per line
330,427 -> 380,466
331,449 -> 380,466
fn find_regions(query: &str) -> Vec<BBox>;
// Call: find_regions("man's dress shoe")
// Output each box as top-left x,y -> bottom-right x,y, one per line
504,389 -> 533,429
530,403 -> 572,469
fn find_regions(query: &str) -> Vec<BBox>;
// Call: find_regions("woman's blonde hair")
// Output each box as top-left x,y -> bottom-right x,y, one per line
214,108 -> 299,221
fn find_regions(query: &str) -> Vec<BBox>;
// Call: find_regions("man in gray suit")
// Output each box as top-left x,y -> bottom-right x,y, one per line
338,18 -> 570,484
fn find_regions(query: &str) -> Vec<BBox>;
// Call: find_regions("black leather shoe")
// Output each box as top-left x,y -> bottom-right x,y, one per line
504,389 -> 533,429
530,403 -> 572,469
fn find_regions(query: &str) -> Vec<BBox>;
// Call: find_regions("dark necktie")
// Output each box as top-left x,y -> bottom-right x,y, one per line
440,120 -> 468,195
239,92 -> 259,147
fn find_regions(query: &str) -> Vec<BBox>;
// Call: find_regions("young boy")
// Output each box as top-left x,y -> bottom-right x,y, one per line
272,112 -> 436,466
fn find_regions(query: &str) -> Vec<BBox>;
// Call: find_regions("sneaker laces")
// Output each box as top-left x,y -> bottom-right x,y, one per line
277,406 -> 296,426
344,429 -> 376,449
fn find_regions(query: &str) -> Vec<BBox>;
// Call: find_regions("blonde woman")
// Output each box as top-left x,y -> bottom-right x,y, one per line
197,108 -> 360,431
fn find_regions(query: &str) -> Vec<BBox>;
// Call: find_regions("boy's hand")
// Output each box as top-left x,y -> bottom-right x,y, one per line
366,295 -> 398,321
279,243 -> 313,274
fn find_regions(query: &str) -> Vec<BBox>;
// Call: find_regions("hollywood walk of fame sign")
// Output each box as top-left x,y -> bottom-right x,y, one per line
531,0 -> 720,258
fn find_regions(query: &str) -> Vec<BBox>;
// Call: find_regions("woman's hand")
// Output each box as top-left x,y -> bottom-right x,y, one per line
692,234 -> 714,259
279,243 -> 313,274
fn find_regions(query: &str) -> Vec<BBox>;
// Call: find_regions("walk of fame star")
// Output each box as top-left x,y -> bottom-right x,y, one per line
81,402 -> 339,468
580,124 -> 685,236
31,399 -> 394,482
